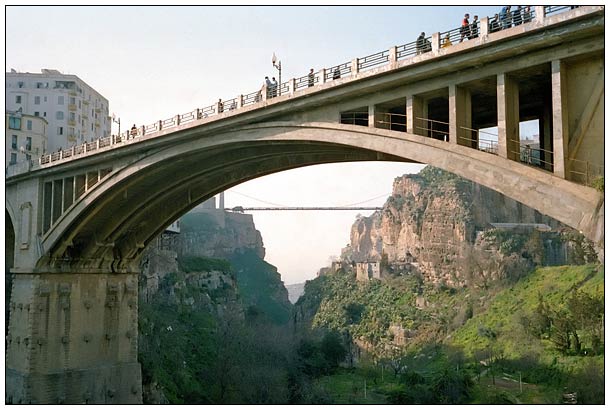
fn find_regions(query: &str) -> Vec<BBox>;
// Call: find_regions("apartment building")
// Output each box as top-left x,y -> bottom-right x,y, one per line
5,110 -> 48,167
6,68 -> 111,152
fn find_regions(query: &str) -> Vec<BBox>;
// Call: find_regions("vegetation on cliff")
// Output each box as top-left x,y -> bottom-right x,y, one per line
295,264 -> 604,404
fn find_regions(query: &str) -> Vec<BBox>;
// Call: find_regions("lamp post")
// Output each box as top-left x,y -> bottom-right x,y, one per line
272,53 -> 281,96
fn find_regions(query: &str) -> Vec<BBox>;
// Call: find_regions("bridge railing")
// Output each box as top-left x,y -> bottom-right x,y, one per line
325,61 -> 351,81
396,39 -> 420,60
569,158 -> 604,187
458,127 -> 499,155
416,117 -> 449,141
358,50 -> 390,71
31,5 -> 590,170
510,140 -> 555,172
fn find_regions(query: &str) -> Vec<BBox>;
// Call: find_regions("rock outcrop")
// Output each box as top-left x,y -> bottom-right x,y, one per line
341,167 -> 594,287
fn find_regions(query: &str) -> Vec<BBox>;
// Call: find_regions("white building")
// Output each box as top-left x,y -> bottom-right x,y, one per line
6,110 -> 47,167
5,68 -> 111,152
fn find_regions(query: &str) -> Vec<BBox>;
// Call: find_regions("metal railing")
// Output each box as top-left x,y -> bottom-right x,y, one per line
568,158 -> 604,187
375,112 -> 407,131
545,6 -> 573,17
340,112 -> 369,126
458,126 -> 498,154
30,5 -> 590,170
358,50 -> 390,71
396,40 -> 419,60
415,117 -> 449,141
295,72 -> 319,91
325,62 -> 351,81
510,140 -> 554,171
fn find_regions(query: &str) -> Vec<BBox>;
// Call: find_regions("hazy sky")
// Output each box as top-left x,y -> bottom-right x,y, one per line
7,4 -> 517,284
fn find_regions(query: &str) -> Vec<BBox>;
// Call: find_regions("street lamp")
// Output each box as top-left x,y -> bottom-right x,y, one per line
272,53 -> 281,96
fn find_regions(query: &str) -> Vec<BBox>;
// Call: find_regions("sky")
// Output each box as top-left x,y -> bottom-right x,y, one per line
7,4 -> 530,285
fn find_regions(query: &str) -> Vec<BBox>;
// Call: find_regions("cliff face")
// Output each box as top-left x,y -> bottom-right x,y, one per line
342,167 -> 591,286
178,211 -> 265,259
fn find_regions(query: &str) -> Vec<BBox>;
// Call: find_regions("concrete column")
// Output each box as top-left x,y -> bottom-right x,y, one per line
289,78 -> 296,94
431,32 -> 440,55
388,46 -> 397,68
157,120 -> 162,131
319,68 -> 326,84
237,95 -> 243,108
497,73 -> 520,160
480,17 -> 489,37
351,58 -> 359,76
535,6 -> 545,23
368,105 -> 375,128
551,59 -> 569,177
175,114 -> 180,126
6,272 -> 142,404
449,84 -> 472,146
406,95 -> 424,136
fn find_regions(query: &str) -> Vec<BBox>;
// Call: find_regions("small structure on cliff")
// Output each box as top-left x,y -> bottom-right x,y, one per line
356,261 -> 381,281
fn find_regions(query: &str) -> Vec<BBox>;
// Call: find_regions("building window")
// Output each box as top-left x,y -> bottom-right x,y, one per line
12,135 -> 18,149
44,96 -> 47,102
34,96 -> 41,105
70,97 -> 75,105
34,112 -> 40,117
15,95 -> 22,104
8,116 -> 21,130
78,101 -> 81,108
10,153 -> 17,165
26,137 -> 32,151
43,112 -> 47,117
58,127 -> 64,135
17,81 -> 24,88
56,111 -> 64,120
58,96 -> 64,105
27,120 -> 32,130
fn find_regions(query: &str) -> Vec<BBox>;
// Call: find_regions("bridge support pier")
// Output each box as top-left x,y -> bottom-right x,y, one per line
6,271 -> 142,404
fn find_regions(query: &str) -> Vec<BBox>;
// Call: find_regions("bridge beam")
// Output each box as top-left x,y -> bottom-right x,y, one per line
6,271 -> 142,404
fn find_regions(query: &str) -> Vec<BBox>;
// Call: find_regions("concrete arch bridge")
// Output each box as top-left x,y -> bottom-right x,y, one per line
5,6 -> 603,404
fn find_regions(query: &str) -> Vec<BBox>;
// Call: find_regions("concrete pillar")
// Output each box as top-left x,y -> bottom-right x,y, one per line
6,272 -> 142,404
237,95 -> 243,108
535,6 -> 545,23
261,85 -> 268,101
351,58 -> 359,76
480,17 -> 489,37
319,68 -> 326,84
431,32 -> 440,55
388,46 -> 397,68
551,59 -> 569,177
406,95 -> 425,136
175,114 -> 180,126
449,84 -> 472,146
539,102 -> 553,172
368,105 -> 375,128
497,73 -> 520,160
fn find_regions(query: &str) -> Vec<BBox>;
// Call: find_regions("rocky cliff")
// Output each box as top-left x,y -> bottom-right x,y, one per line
341,167 -> 595,287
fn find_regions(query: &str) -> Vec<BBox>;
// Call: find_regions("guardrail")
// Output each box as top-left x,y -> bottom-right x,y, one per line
459,126 -> 499,154
30,5 -> 586,170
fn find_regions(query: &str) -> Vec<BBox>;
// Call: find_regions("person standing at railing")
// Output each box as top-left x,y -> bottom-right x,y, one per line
500,6 -> 512,29
460,14 -> 471,42
441,34 -> 452,48
489,13 -> 501,33
130,124 -> 137,137
512,6 -> 523,26
308,69 -> 315,87
416,32 -> 426,54
522,6 -> 532,23
469,15 -> 479,39
271,77 -> 278,97
333,67 -> 341,79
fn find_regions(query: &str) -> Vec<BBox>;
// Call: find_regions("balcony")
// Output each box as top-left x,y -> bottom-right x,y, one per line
67,135 -> 77,143
68,120 -> 76,126
68,104 -> 77,111
82,100 -> 89,105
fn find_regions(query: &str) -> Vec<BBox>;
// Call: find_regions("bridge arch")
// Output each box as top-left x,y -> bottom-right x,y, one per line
40,122 -> 603,271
